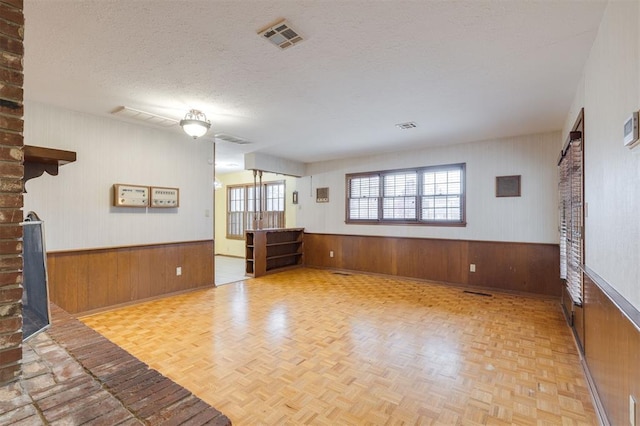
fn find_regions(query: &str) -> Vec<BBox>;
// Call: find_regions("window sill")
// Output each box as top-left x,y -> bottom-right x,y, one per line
345,220 -> 467,227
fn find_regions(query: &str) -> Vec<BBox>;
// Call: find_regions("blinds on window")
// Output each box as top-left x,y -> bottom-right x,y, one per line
349,175 -> 380,220
346,164 -> 465,224
422,168 -> 463,221
383,172 -> 417,220
558,157 -> 569,280
558,136 -> 583,305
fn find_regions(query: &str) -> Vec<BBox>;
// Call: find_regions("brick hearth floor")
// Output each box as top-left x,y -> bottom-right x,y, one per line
0,304 -> 231,425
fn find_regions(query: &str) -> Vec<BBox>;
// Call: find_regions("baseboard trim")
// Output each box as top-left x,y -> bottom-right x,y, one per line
77,282 -> 217,318
304,233 -> 562,296
307,265 -> 559,301
47,240 -> 214,314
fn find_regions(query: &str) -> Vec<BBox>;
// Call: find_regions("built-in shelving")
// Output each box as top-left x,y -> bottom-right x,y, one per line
245,228 -> 304,277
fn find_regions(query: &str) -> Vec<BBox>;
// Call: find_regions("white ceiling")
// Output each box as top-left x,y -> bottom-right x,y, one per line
23,0 -> 607,174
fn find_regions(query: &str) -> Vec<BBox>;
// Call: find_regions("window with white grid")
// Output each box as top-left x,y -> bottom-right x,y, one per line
421,166 -> 463,222
383,172 -> 417,220
227,186 -> 245,238
346,163 -> 465,225
227,181 -> 285,239
348,175 -> 380,220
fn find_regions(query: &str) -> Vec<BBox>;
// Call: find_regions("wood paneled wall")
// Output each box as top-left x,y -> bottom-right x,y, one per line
47,240 -> 214,315
304,233 -> 562,296
582,268 -> 640,426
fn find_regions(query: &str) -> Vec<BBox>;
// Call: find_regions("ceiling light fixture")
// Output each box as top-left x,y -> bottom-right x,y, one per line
180,109 -> 211,139
214,178 -> 223,190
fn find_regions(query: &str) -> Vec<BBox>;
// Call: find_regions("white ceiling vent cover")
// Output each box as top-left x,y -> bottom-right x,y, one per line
214,133 -> 251,145
395,122 -> 417,130
111,106 -> 178,127
258,19 -> 303,50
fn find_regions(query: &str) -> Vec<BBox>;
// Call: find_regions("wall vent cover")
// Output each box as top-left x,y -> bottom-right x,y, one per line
316,187 -> 329,203
258,19 -> 303,50
214,133 -> 251,145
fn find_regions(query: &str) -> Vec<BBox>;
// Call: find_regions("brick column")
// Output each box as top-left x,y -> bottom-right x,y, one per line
0,0 -> 24,385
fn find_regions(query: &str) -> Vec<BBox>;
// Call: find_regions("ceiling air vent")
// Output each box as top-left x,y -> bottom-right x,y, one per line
214,133 -> 251,145
258,19 -> 303,50
111,106 -> 178,127
395,122 -> 417,130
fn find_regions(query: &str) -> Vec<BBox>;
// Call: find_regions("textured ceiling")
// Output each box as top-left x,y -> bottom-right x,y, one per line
23,0 -> 608,174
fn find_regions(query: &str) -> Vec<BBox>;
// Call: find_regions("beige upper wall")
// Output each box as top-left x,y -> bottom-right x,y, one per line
214,170 -> 299,257
23,101 -> 214,251
299,131 -> 560,244
563,0 -> 640,309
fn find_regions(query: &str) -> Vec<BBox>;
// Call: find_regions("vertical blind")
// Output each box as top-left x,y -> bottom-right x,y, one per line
558,136 -> 583,305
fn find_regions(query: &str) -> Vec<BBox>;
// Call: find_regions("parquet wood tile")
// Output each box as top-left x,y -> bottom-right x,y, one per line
80,268 -> 597,425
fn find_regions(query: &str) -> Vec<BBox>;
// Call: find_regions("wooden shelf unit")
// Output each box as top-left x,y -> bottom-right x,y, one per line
245,228 -> 304,277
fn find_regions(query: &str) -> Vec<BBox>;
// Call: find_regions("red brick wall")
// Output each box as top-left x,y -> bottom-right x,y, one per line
0,0 -> 24,385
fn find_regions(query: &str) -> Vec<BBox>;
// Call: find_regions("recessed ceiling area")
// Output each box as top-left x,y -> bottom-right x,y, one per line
23,1 -> 608,173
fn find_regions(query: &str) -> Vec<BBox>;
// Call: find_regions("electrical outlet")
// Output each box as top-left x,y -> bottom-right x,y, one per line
631,395 -> 637,426
205,209 -> 210,217
470,264 -> 476,273
330,250 -> 334,258
176,267 -> 182,276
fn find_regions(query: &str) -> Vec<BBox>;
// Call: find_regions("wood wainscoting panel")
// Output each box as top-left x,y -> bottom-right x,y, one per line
163,244 -> 181,295
304,233 -> 561,296
303,233 -> 334,269
583,270 -> 640,426
144,245 -> 170,299
341,234 -> 398,275
47,240 -> 214,315
47,252 -> 79,314
468,241 -> 561,296
85,251 -> 119,312
182,241 -> 215,289
395,237 -> 468,284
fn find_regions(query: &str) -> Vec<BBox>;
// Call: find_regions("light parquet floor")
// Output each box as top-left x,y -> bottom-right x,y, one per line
80,268 -> 597,425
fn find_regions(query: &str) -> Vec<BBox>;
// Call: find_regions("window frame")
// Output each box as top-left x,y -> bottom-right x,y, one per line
345,163 -> 466,226
226,180 -> 286,239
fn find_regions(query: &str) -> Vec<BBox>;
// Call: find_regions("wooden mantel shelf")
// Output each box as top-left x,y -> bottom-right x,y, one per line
23,145 -> 77,183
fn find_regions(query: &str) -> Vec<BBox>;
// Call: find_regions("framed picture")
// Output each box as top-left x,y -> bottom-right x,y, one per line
496,175 -> 521,197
